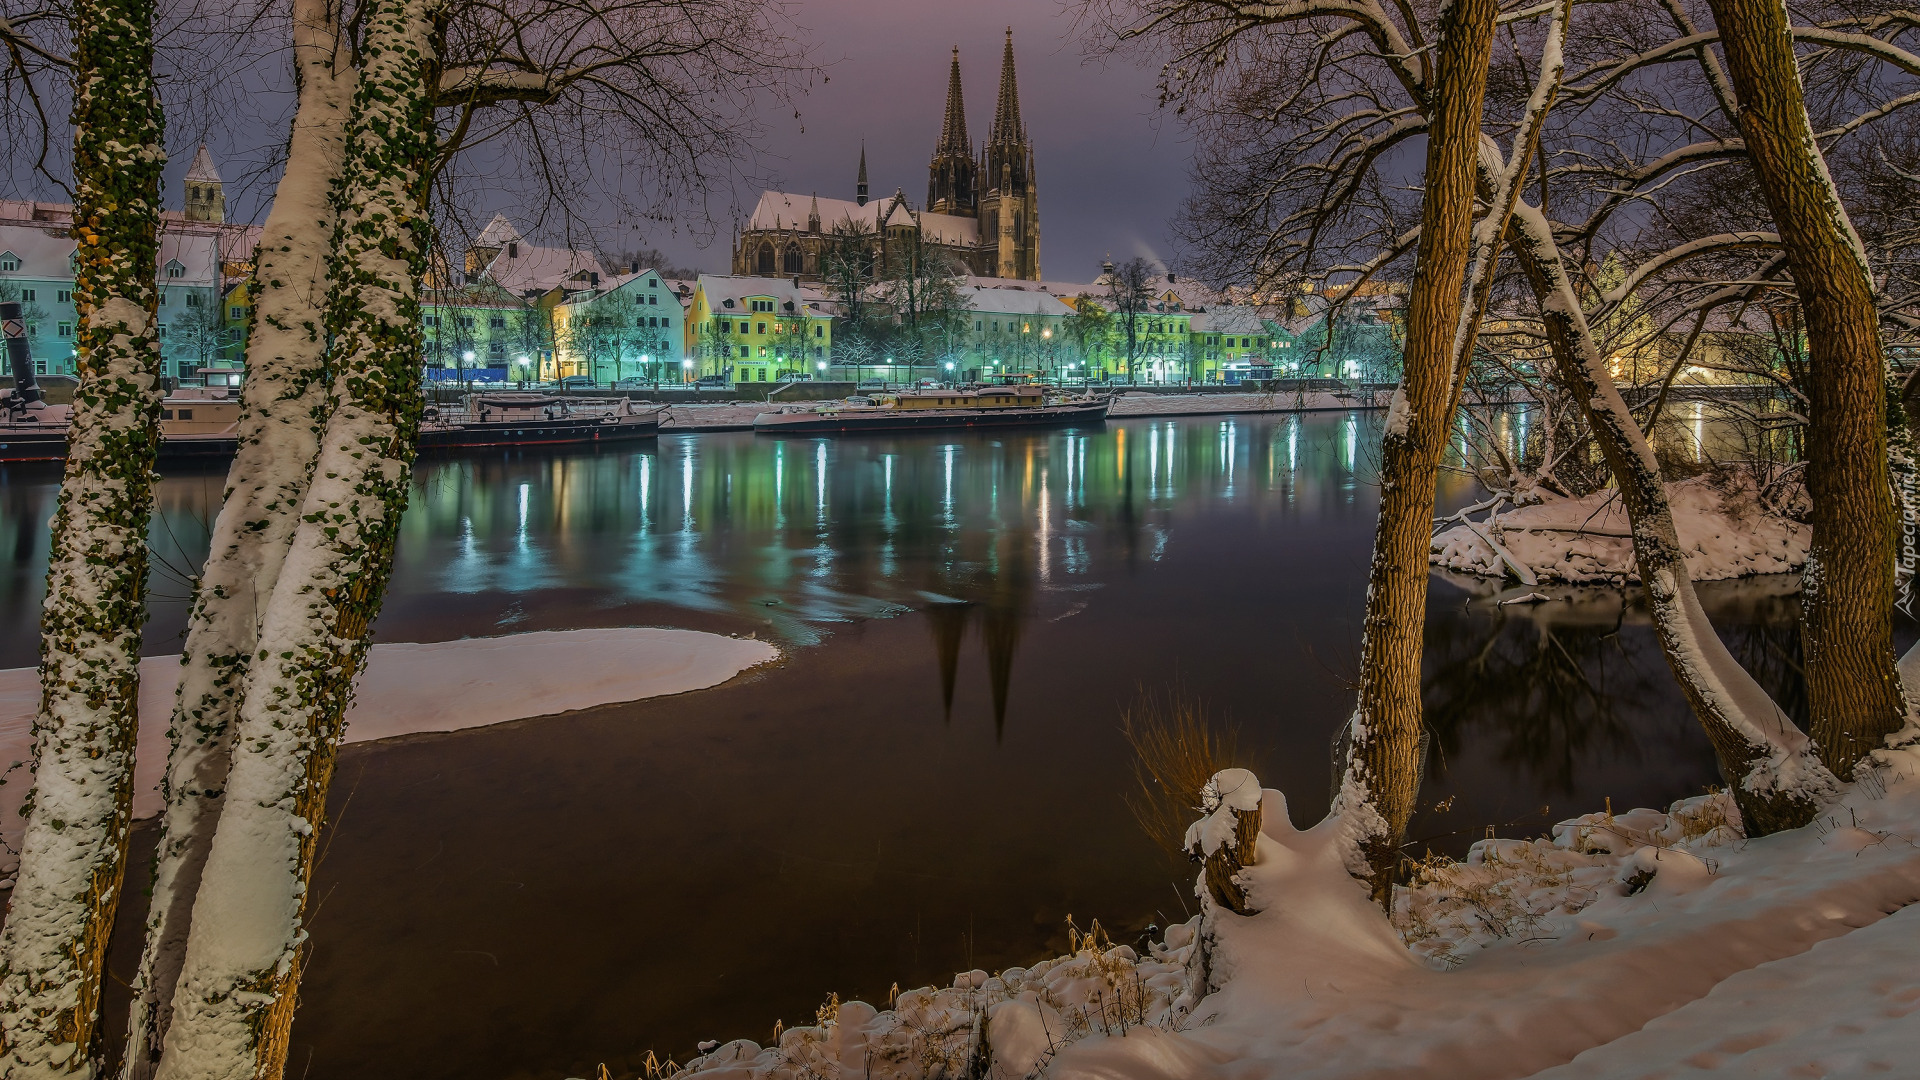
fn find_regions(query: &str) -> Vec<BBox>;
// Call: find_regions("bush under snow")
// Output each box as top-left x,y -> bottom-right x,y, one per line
1431,469 -> 1808,584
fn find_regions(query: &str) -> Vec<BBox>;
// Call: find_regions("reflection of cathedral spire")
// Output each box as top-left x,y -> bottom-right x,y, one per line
982,602 -> 1023,741
927,601 -> 973,722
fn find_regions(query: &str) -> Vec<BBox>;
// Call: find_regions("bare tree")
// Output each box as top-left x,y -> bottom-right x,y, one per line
1105,257 -> 1154,382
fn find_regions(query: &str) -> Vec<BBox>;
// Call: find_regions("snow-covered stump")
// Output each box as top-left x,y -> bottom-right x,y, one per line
119,6 -> 352,1074
0,0 -> 167,1070
1186,769 -> 1264,916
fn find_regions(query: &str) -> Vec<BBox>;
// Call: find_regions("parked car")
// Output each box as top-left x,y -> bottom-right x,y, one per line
693,374 -> 728,389
555,375 -> 597,391
856,379 -> 887,390
611,377 -> 653,390
775,370 -> 812,381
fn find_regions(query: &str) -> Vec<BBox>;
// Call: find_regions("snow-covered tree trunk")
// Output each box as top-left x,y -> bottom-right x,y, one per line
150,0 -> 438,1074
118,5 -> 354,1076
1329,0 -> 1495,906
1510,204 -> 1836,834
0,0 -> 166,1070
1705,0 -> 1907,778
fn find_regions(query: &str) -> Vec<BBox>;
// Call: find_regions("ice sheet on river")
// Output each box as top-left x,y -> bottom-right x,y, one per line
0,627 -> 778,875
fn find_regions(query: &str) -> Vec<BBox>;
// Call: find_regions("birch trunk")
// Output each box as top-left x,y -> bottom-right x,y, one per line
1706,0 -> 1906,777
0,0 -> 166,1069
1329,0 -> 1495,905
151,0 -> 438,1074
118,5 -> 353,1075
1510,204 -> 1835,833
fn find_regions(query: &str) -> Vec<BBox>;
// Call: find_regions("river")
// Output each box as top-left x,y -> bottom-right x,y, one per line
0,410 -> 1810,1079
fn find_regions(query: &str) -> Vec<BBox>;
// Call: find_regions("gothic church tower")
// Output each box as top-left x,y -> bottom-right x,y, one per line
183,144 -> 225,224
927,48 -> 976,218
977,29 -> 1039,280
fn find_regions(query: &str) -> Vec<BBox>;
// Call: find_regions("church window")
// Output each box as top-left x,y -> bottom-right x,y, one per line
783,243 -> 803,275
755,242 -> 776,275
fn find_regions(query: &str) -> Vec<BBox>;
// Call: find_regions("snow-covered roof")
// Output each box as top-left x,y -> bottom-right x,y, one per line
957,285 -> 1075,318
472,213 -> 524,247
158,232 -> 221,286
0,221 -> 235,286
697,274 -> 831,316
747,191 -> 980,248
1190,305 -> 1267,334
480,243 -> 607,296
185,145 -> 222,183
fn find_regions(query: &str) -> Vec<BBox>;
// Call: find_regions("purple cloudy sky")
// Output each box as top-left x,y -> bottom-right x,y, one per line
648,0 -> 1191,279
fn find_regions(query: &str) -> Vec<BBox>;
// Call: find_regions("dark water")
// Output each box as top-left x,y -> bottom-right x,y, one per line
0,413 -> 1813,1080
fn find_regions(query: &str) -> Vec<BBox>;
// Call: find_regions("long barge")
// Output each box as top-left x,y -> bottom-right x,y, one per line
753,387 -> 1112,435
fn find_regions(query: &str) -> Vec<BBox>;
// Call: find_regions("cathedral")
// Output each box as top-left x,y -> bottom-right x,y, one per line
731,30 -> 1041,283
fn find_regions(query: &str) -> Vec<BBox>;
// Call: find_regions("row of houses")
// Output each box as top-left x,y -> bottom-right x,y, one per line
2,177 -> 1403,387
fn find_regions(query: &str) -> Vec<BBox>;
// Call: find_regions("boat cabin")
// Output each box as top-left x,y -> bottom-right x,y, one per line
890,387 -> 1046,410
159,389 -> 240,437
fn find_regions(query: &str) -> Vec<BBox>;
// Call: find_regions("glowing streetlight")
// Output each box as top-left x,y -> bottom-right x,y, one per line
462,350 -> 475,362
944,362 -> 955,371
816,360 -> 826,371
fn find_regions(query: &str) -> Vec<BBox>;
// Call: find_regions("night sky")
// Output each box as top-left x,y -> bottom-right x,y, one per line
4,1 -> 1190,279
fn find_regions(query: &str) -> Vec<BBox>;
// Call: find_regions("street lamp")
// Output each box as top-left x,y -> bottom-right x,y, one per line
516,355 -> 530,388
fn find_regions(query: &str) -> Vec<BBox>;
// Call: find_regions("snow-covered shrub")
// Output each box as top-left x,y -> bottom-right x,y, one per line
1431,468 -> 1809,584
1393,791 -> 1743,967
667,919 -> 1202,1080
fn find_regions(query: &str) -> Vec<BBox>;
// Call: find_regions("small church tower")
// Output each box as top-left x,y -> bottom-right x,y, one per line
927,48 -> 977,218
978,30 -> 1040,280
184,144 -> 225,224
856,143 -> 870,206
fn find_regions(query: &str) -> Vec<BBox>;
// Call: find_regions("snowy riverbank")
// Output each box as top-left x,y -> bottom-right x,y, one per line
1431,471 -> 1808,584
0,627 -> 778,875
660,738 -> 1920,1080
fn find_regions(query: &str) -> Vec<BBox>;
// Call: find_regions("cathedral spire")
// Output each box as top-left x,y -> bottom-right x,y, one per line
991,28 -> 1023,143
939,47 -> 969,154
857,142 -> 869,206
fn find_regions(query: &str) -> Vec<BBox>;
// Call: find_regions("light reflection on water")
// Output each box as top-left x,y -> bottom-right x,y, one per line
0,408 -> 1842,1080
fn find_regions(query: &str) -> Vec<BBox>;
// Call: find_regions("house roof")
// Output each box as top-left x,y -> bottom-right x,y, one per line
957,285 -> 1075,318
1189,305 -> 1267,334
473,213 -> 524,247
747,191 -> 980,248
696,274 -> 831,316
0,221 -> 226,286
480,243 -> 607,296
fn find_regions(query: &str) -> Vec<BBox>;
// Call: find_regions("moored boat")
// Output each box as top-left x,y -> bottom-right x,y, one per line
417,393 -> 663,452
752,386 -> 1112,435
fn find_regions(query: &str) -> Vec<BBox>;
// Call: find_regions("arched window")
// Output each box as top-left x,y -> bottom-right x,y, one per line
755,242 -> 776,275
783,243 -> 803,275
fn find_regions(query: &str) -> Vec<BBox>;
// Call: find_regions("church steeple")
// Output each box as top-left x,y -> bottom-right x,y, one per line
927,47 -> 977,218
856,143 -> 869,206
991,28 -> 1024,145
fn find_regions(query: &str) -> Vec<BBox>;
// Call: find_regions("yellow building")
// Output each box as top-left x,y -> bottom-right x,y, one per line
689,275 -> 834,384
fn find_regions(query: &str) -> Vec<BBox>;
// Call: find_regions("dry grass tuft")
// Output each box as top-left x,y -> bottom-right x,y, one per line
1120,690 -> 1250,856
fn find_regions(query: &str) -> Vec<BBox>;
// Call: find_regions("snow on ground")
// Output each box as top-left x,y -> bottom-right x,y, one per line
0,627 -> 776,875
660,743 -> 1920,1080
1432,471 -> 1808,584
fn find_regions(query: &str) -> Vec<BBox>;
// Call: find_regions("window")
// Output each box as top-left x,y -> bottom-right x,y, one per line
757,346 -> 766,357
157,324 -> 167,339
506,242 -> 519,258
33,359 -> 46,375
649,295 -> 657,305
813,345 -> 823,358
176,409 -> 193,420
458,316 -> 474,329
58,322 -> 73,338
19,289 -> 33,302
648,279 -> 657,288
814,325 -> 823,338
719,320 -> 731,333
424,315 -> 440,327
165,261 -> 185,279
758,368 -> 768,381
1241,337 -> 1250,348
738,345 -> 749,358
975,321 -> 982,332
757,322 -> 766,335
755,242 -> 775,275
0,251 -> 17,272
783,243 -> 802,275
647,317 -> 658,328
488,343 -> 505,358
186,293 -> 202,307
230,306 -> 244,319
57,290 -> 71,303
489,316 -> 506,329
